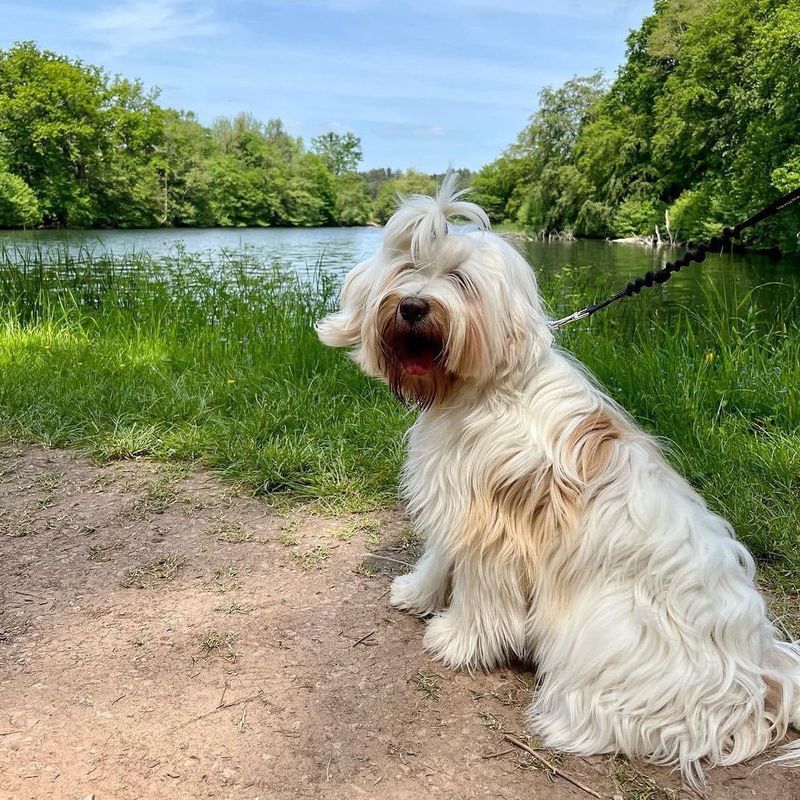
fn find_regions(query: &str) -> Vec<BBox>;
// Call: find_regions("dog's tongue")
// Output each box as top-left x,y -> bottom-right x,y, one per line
401,349 -> 433,376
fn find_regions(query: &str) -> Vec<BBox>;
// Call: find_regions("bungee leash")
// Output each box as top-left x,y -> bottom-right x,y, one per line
549,185 -> 800,331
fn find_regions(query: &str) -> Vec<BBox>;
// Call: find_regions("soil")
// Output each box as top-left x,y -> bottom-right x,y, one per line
1,445 -> 798,800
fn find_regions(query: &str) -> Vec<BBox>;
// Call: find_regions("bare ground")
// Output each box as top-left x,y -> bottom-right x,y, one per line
1,445 -> 799,800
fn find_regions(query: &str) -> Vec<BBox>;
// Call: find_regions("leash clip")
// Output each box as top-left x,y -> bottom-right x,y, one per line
549,306 -> 592,331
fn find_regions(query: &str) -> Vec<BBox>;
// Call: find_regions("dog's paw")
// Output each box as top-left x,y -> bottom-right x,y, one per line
389,573 -> 437,616
423,612 -> 484,671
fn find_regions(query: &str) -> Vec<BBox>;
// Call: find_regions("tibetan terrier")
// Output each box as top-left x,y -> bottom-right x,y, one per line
317,174 -> 800,786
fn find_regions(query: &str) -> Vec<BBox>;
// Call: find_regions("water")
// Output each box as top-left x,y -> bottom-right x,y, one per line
1,226 -> 797,311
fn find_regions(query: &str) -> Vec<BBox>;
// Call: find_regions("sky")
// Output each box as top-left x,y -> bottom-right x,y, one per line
1,0 -> 654,173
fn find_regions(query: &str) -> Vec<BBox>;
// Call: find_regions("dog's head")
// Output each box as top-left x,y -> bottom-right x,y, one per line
317,172 -> 552,409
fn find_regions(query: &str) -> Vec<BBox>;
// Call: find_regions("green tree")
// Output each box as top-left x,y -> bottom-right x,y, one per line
470,156 -> 529,223
478,0 -> 800,252
0,42 -> 108,225
509,73 -> 606,232
0,170 -> 40,227
94,78 -> 165,227
334,172 -> 372,225
155,110 -> 217,226
373,170 -> 437,223
311,131 -> 363,176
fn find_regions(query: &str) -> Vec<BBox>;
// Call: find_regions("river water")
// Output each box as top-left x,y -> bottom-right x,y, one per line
1,226 -> 797,311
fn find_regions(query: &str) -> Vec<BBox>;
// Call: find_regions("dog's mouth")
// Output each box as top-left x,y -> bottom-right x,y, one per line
395,332 -> 443,377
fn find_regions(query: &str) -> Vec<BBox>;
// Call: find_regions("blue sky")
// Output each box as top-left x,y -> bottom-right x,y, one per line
2,1 -> 653,172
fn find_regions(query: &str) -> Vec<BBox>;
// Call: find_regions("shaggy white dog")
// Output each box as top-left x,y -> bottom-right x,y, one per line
317,174 -> 800,786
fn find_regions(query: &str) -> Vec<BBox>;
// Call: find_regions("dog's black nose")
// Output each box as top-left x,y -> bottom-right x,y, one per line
399,297 -> 430,324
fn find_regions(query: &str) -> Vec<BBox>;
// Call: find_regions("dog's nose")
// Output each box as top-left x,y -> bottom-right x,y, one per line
399,297 -> 430,324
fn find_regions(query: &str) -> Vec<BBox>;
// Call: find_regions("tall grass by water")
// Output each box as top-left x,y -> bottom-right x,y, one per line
0,245 -> 798,575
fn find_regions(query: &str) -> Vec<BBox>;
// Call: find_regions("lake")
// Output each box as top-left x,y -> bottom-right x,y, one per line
1,226 -> 798,311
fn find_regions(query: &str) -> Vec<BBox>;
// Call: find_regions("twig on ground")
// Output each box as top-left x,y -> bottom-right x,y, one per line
352,630 -> 377,647
481,748 -> 516,759
174,691 -> 263,730
503,735 -> 601,798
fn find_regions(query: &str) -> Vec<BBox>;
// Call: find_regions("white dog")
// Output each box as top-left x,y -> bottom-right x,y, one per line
317,174 -> 800,786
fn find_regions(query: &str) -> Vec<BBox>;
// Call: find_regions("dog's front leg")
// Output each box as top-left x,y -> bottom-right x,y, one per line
389,545 -> 451,616
422,557 -> 526,671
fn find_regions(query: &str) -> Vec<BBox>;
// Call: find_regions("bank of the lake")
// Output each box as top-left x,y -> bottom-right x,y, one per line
0,243 -> 798,577
1,225 -> 798,308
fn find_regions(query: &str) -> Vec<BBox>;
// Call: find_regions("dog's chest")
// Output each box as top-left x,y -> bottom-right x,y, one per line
403,408 -> 548,532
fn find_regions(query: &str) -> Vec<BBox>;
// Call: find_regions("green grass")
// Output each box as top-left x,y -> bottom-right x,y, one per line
0,245 -> 408,511
0,244 -> 798,575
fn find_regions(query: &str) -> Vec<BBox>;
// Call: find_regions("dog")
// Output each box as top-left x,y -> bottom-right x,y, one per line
316,173 -> 800,786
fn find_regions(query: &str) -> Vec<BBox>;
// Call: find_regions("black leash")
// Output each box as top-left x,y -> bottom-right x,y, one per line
549,185 -> 800,330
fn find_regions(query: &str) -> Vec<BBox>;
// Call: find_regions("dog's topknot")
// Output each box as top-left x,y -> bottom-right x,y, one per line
383,169 -> 490,264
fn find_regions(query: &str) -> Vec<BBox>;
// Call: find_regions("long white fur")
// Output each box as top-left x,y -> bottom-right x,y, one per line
317,172 -> 800,787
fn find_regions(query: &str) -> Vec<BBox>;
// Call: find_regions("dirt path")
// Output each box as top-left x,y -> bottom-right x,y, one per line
1,445 -> 798,800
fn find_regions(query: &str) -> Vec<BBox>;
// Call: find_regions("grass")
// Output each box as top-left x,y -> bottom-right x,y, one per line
129,467 -> 189,517
199,631 -> 241,662
0,244 -> 798,576
208,563 -> 243,593
206,521 -> 255,543
332,515 -> 382,542
122,554 -> 181,588
611,761 -> 679,800
216,601 -> 252,615
292,543 -> 330,570
411,670 -> 442,700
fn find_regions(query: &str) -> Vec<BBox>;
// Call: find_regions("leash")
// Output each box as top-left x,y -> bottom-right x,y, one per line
549,186 -> 800,330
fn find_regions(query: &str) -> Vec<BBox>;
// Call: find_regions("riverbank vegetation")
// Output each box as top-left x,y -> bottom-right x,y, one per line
1,247 -> 797,575
0,43 -> 457,230
471,0 -> 800,254
4,0 -> 799,251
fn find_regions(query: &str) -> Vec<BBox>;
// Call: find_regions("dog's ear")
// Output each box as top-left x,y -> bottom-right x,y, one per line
316,258 -> 371,348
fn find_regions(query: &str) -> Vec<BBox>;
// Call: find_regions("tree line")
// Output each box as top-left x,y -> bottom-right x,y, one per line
470,0 -> 800,253
0,42 -> 460,229
4,0 -> 799,251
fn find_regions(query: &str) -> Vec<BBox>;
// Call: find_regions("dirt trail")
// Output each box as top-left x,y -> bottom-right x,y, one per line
1,445 -> 798,800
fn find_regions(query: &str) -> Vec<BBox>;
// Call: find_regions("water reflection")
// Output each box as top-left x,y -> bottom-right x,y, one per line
1,226 -> 797,311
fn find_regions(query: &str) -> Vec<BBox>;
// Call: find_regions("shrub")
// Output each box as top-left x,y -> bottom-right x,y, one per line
0,172 -> 41,227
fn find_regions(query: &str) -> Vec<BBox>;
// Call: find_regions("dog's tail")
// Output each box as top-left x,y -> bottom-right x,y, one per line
383,169 -> 490,263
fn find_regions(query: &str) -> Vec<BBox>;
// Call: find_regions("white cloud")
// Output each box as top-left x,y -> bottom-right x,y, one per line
373,123 -> 449,140
84,0 -> 222,49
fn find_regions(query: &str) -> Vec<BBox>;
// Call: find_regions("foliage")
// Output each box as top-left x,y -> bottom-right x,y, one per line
0,171 -> 40,227
334,172 -> 372,226
373,170 -> 438,223
311,131 -> 363,176
0,43 -> 443,229
613,196 -> 662,237
474,0 -> 800,253
0,248 -> 797,574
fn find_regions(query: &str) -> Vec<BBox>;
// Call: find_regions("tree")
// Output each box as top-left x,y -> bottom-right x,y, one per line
0,42 -> 108,225
311,131 -> 363,176
0,170 -> 40,227
155,110 -> 217,226
509,73 -> 607,232
373,170 -> 437,223
94,77 -> 165,227
334,173 -> 371,226
469,0 -> 800,252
